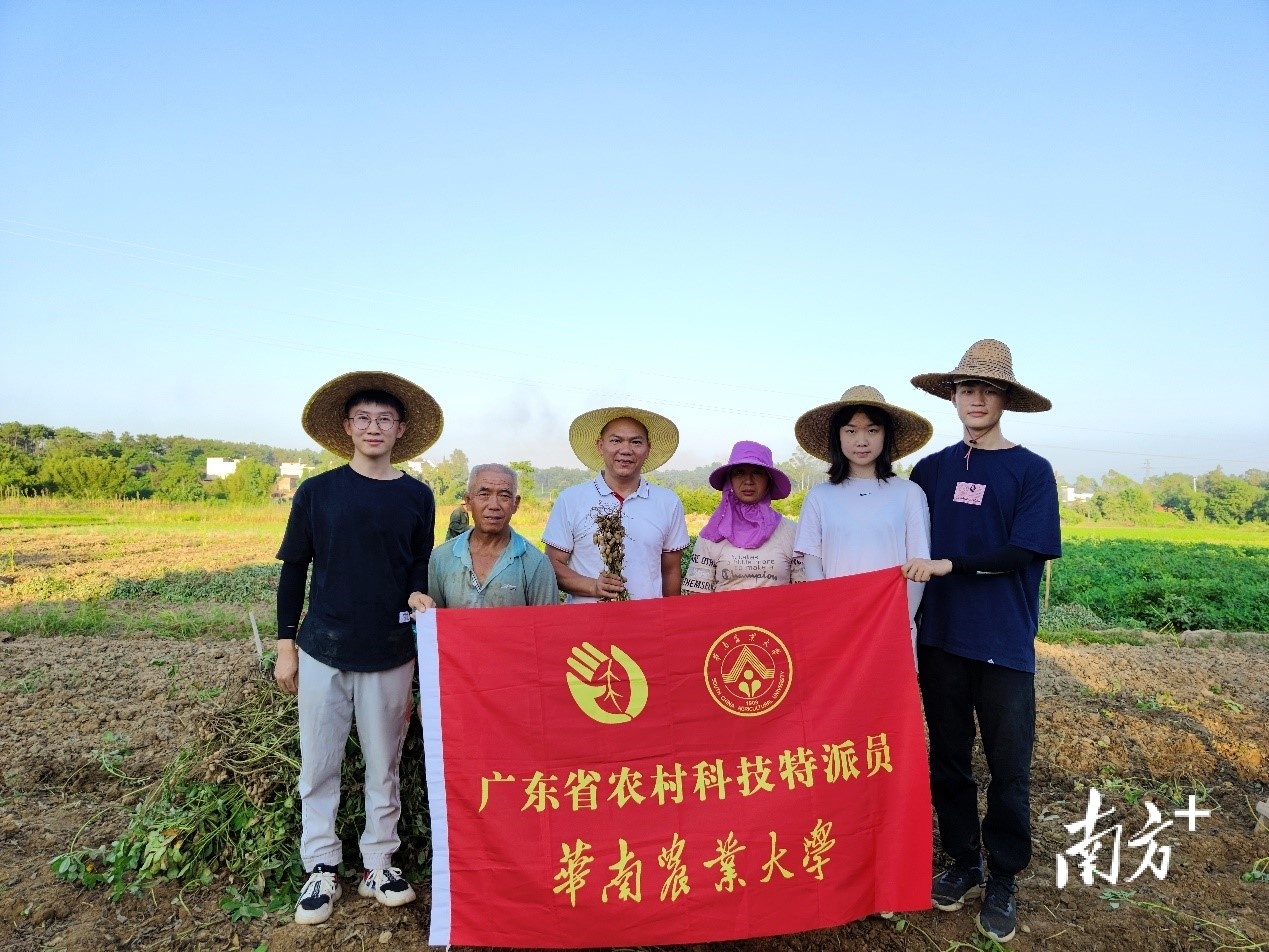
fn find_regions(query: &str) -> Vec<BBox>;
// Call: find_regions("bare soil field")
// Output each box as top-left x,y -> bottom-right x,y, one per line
0,628 -> 1265,952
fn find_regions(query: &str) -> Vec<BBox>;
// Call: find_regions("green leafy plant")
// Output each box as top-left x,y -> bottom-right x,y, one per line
1096,769 -> 1148,806
219,886 -> 281,921
52,660 -> 431,908
92,731 -> 146,784
883,912 -> 907,931
1243,856 -> 1269,883
50,850 -> 107,890
1100,887 -> 1135,909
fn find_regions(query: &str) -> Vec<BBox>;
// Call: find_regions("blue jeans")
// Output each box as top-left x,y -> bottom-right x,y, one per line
917,645 -> 1035,879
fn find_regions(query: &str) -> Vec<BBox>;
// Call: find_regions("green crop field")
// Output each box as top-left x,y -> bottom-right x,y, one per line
1062,522 -> 1269,546
2,498 -> 1266,639
1047,537 -> 1269,632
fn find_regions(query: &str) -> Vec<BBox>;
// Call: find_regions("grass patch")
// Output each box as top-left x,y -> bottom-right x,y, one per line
0,602 -> 113,636
151,606 -> 267,639
1089,771 -> 1212,808
0,602 -> 269,639
0,513 -> 110,529
111,564 -> 281,604
1038,628 -> 1148,647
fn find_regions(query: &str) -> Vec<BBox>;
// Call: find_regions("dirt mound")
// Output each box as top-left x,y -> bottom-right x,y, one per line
0,633 -> 1265,951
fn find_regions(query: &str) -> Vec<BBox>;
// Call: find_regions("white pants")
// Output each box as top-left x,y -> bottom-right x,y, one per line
297,649 -> 415,871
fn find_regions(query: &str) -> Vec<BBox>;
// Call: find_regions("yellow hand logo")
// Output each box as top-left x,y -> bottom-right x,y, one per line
566,641 -> 648,724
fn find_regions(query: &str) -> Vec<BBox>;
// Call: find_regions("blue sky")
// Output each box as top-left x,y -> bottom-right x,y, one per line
2,1 -> 1266,482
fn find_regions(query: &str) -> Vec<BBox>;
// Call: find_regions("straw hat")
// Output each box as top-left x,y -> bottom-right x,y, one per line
910,338 -> 1051,412
794,385 -> 933,462
568,406 -> 679,473
709,441 -> 792,500
302,370 -> 443,464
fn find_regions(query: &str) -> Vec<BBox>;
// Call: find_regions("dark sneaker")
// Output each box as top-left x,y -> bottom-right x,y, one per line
359,866 -> 417,907
295,863 -> 342,925
977,875 -> 1018,943
931,863 -> 984,911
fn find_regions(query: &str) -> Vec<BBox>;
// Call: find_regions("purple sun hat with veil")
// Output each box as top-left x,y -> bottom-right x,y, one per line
708,441 -> 792,500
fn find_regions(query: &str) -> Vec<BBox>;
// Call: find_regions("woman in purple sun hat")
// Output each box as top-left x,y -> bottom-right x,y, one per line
682,440 -> 805,594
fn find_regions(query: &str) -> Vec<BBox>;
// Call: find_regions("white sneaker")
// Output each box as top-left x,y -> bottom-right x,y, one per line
294,864 -> 342,925
358,866 -> 417,907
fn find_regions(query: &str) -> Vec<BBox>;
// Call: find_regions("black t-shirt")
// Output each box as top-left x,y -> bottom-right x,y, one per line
276,465 -> 435,672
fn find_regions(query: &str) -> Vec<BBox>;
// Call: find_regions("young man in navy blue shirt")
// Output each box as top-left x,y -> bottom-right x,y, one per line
903,340 -> 1061,944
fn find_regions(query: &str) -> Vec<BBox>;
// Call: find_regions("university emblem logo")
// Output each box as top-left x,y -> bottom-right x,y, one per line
704,625 -> 793,716
566,641 -> 649,724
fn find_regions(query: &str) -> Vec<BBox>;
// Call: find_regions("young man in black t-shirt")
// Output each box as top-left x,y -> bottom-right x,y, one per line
275,371 -> 442,925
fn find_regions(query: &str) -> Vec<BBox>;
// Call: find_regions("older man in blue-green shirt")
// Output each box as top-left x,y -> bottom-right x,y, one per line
419,463 -> 559,609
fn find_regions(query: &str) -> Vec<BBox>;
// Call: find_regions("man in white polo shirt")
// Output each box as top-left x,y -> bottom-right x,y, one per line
544,405 -> 690,602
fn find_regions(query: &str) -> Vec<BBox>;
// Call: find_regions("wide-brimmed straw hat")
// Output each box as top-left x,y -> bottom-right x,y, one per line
910,338 -> 1051,412
709,441 -> 792,500
302,370 -> 443,464
794,385 -> 933,462
568,406 -> 679,473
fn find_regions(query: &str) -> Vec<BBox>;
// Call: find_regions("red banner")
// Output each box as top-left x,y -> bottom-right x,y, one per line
416,570 -> 932,948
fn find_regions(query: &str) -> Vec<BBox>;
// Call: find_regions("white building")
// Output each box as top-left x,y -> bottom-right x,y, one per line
205,457 -> 240,479
279,462 -> 307,478
1061,486 -> 1095,503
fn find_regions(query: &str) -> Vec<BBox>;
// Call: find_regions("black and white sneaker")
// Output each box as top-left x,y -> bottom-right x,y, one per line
977,875 -> 1019,943
294,863 -> 342,925
931,863 -> 984,912
359,866 -> 417,907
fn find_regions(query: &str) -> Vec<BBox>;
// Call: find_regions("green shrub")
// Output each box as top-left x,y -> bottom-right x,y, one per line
1040,602 -> 1110,632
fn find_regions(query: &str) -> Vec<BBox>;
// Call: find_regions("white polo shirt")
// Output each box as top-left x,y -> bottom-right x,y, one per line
543,474 -> 690,603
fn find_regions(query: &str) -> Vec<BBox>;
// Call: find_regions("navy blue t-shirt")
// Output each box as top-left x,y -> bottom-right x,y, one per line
276,465 -> 435,672
911,442 -> 1061,673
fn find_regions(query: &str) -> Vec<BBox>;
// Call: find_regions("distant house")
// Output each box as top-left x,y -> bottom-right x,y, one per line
279,462 -> 307,478
271,475 -> 300,501
405,457 -> 434,476
205,457 -> 240,479
1060,486 -> 1095,504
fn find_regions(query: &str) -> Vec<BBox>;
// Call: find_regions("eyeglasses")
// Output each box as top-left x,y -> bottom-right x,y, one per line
347,413 -> 401,430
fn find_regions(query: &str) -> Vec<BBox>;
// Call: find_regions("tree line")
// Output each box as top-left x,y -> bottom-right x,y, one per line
1058,467 -> 1269,526
0,422 -> 325,503
2,421 -> 1267,524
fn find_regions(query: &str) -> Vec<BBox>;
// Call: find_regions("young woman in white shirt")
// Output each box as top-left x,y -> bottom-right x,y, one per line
792,385 -> 934,655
